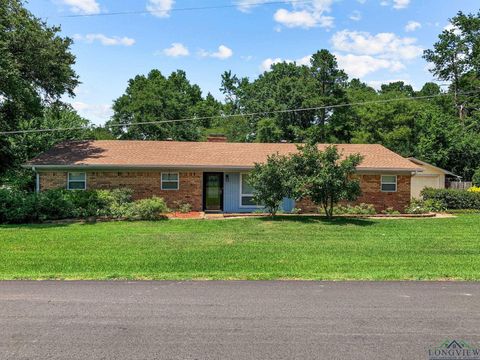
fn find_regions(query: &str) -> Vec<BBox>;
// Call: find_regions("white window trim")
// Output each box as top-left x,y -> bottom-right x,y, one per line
239,173 -> 262,208
67,172 -> 87,191
381,175 -> 397,193
161,172 -> 179,191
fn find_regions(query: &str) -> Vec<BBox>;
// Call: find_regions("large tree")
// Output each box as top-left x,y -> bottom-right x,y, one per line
220,49 -> 351,143
0,0 -> 79,173
424,10 -> 480,120
107,70 -> 222,141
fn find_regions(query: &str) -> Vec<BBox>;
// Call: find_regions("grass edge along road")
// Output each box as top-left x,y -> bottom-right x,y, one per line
0,214 -> 479,281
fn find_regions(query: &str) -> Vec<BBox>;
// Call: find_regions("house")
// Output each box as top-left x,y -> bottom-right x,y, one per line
24,139 -> 422,213
408,157 -> 459,198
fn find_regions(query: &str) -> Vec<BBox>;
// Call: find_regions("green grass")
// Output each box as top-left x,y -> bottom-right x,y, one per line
0,215 -> 479,280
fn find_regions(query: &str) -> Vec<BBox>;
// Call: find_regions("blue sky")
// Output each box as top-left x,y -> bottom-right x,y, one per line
26,0 -> 480,125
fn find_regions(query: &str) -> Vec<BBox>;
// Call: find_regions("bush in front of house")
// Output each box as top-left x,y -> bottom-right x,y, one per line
333,203 -> 376,215
0,189 -> 38,224
405,198 -> 446,214
421,187 -> 480,209
124,197 -> 169,220
0,188 -> 169,224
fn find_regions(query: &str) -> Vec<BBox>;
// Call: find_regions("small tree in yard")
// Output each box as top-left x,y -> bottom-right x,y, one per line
248,153 -> 292,215
290,144 -> 363,218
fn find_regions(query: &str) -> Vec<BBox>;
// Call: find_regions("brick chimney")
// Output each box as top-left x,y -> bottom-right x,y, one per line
207,135 -> 228,143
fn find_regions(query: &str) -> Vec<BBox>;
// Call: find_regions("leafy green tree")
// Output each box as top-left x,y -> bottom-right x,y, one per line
0,0 -> 79,173
220,49 -> 351,143
257,118 -> 283,143
3,105 -> 92,190
107,70 -> 220,141
289,144 -> 363,218
424,11 -> 480,119
248,153 -> 292,215
472,168 -> 480,187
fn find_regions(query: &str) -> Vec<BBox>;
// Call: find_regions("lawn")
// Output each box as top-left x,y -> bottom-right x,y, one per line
0,215 -> 479,280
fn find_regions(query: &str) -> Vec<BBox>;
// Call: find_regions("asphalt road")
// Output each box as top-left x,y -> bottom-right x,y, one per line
0,281 -> 479,360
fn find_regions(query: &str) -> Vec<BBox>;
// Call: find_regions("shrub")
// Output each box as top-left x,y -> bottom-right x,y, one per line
381,207 -> 400,215
0,189 -> 38,224
421,187 -> 480,209
405,198 -> 445,214
173,200 -> 192,213
333,203 -> 376,215
472,168 -> 480,187
468,186 -> 480,193
0,188 -> 138,224
125,197 -> 169,221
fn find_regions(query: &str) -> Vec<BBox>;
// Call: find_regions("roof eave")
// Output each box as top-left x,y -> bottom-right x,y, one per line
23,164 -> 422,173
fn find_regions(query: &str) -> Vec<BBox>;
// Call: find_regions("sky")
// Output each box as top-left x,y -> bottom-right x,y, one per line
25,0 -> 480,125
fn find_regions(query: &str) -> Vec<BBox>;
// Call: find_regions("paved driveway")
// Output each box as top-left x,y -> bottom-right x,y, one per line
0,281 -> 479,359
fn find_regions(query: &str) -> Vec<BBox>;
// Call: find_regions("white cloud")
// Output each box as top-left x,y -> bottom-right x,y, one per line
261,58 -> 284,71
260,55 -> 311,72
71,102 -> 113,125
199,45 -> 233,60
367,79 -> 412,90
162,43 -> 189,57
349,10 -> 362,21
393,0 -> 410,9
405,21 -> 421,32
60,0 -> 100,14
273,0 -> 334,29
380,0 -> 410,9
335,53 -> 404,78
73,34 -> 135,46
236,0 -> 270,12
274,9 -> 318,28
147,0 -> 174,18
357,0 -> 367,3
331,30 -> 422,60
444,23 -> 462,35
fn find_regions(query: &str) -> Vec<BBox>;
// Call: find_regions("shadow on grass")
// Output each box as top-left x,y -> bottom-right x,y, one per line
0,222 -> 74,230
257,215 -> 375,226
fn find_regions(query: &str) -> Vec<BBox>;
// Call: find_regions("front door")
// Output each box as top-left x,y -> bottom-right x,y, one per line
203,172 -> 224,211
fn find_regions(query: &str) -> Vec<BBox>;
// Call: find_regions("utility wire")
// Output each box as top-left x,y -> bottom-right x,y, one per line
1,90 -> 479,136
58,0 -> 313,18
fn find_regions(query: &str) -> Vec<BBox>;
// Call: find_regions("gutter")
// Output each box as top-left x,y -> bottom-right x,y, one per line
22,164 -> 423,173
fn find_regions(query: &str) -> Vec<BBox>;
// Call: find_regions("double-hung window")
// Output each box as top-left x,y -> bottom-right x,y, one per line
67,172 -> 86,190
161,172 -> 179,190
381,175 -> 397,192
240,173 -> 259,207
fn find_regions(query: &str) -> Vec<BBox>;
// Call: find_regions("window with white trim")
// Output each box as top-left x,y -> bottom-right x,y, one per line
240,173 -> 259,207
161,172 -> 179,190
67,172 -> 86,190
381,175 -> 397,192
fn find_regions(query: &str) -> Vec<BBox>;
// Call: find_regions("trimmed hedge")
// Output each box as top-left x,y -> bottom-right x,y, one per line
0,188 -> 169,224
421,187 -> 480,210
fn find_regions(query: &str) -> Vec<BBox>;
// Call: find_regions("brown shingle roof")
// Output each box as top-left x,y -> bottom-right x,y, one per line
25,140 -> 421,171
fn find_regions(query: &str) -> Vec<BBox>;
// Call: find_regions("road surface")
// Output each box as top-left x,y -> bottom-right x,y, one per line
1,281 -> 479,359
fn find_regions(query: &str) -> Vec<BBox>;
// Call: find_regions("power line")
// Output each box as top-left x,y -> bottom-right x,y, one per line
57,0 -> 314,18
1,90 -> 478,136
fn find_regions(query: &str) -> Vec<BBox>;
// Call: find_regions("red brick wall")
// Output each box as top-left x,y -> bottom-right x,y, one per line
39,171 -> 203,211
297,174 -> 411,213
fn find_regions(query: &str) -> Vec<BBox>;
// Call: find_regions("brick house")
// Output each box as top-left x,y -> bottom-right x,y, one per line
24,139 -> 422,213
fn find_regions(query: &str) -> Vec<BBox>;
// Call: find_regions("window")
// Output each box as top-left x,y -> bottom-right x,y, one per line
240,173 -> 260,207
161,172 -> 179,190
381,175 -> 397,192
68,172 -> 86,190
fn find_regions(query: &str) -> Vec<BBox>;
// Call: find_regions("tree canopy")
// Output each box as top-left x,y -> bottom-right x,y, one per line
0,0 -> 79,173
